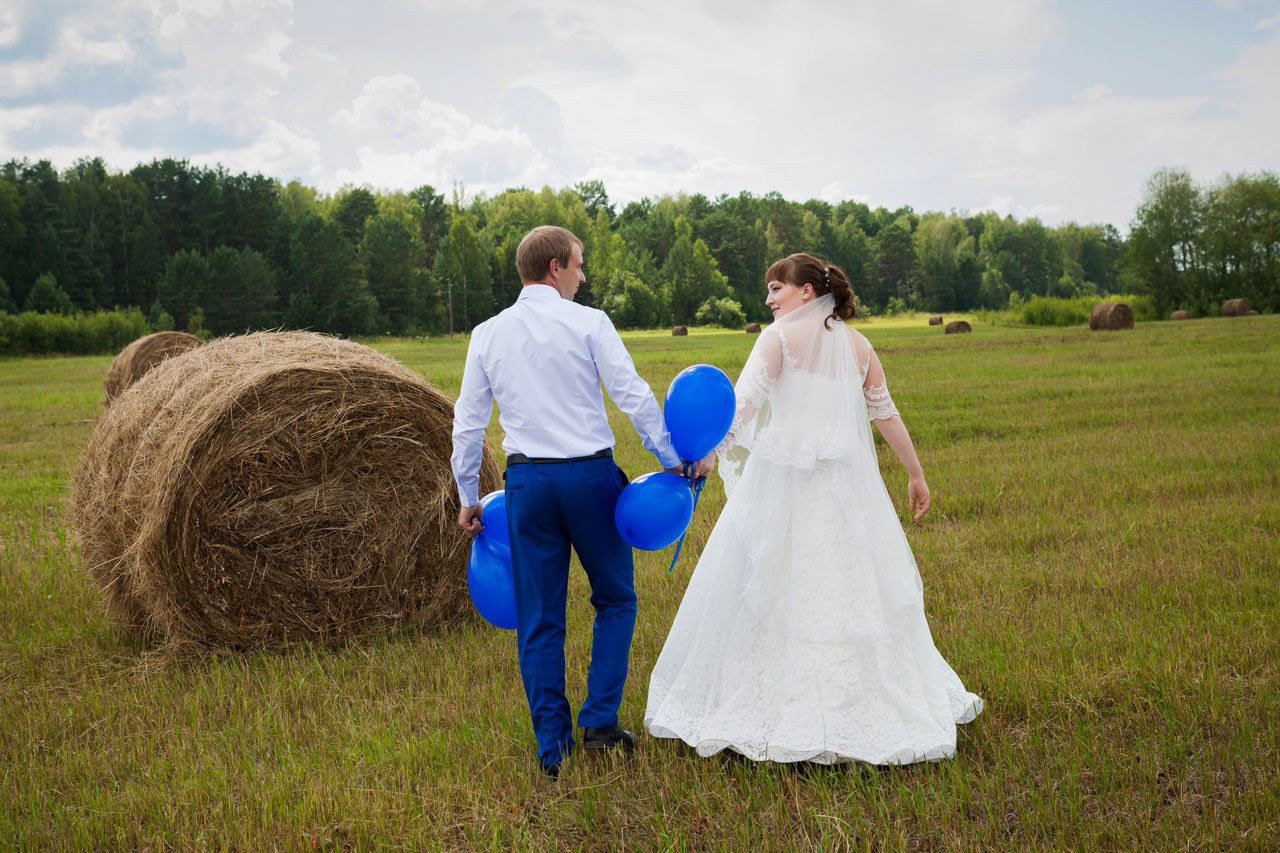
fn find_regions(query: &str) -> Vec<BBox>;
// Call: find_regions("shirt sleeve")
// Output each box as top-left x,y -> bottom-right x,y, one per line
450,333 -> 494,506
592,312 -> 682,469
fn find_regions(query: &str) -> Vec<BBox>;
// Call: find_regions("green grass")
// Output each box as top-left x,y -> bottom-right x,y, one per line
2,315 -> 1278,849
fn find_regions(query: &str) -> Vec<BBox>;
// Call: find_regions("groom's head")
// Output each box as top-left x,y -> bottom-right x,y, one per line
517,226 -> 584,300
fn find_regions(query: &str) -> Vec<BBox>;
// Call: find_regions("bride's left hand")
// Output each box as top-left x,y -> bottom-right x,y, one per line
908,476 -> 930,520
693,451 -> 716,479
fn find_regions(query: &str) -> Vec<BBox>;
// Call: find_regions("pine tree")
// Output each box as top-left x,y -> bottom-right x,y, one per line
663,216 -> 729,325
25,272 -> 74,314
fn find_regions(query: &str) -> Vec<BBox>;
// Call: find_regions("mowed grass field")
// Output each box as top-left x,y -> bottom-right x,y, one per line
2,313 -> 1278,850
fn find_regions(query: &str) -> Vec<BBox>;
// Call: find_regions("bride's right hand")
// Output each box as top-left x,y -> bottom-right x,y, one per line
908,476 -> 930,520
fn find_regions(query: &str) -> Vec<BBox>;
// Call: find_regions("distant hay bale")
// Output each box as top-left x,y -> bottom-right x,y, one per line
1248,309 -> 1260,315
745,322 -> 761,334
1221,298 -> 1252,317
1089,302 -> 1134,331
672,325 -> 688,336
71,331 -> 500,651
103,331 -> 203,403
1171,310 -> 1193,321
928,315 -> 943,326
944,320 -> 971,334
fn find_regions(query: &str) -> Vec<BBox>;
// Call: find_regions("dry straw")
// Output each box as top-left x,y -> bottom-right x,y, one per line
103,331 -> 204,403
1090,302 -> 1135,331
72,331 -> 499,651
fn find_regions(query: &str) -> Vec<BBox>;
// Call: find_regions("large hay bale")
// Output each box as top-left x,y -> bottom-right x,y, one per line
71,331 -> 500,650
1089,302 -> 1134,331
672,325 -> 688,336
1171,310 -> 1193,321
944,320 -> 971,334
1222,298 -> 1252,317
745,322 -> 761,334
928,315 -> 943,326
104,331 -> 204,402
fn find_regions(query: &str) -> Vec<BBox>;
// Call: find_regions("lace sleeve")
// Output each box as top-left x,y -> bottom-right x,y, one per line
862,343 -> 900,422
716,327 -> 784,496
718,327 -> 784,454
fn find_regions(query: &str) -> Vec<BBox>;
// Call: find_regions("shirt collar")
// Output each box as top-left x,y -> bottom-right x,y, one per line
518,284 -> 563,302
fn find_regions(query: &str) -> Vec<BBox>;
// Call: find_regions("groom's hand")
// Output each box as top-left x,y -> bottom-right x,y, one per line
458,504 -> 484,536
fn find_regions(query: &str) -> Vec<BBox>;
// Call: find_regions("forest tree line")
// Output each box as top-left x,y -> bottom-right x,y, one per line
1,158 -> 1276,339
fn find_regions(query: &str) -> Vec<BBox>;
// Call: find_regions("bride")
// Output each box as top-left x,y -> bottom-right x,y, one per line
645,253 -> 982,765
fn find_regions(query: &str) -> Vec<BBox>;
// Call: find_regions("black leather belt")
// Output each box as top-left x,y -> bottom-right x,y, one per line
506,448 -> 612,466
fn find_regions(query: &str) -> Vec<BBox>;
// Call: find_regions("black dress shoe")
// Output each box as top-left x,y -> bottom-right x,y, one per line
540,762 -> 560,780
581,725 -> 636,752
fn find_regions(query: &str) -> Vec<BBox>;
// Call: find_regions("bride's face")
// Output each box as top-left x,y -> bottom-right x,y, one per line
766,280 -> 812,318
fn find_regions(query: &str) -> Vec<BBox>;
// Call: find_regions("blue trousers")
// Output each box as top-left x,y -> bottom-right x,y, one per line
504,455 -> 635,766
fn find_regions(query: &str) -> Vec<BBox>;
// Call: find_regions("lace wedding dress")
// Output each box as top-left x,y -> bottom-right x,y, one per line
645,295 -> 982,765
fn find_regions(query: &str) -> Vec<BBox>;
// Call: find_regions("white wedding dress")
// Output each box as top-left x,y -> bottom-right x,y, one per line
645,294 -> 982,765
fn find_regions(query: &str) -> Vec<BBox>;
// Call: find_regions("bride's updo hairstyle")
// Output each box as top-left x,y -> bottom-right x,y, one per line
765,253 -> 856,329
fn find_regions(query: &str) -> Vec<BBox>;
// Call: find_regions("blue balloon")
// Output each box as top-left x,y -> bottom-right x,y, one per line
614,472 -> 695,551
468,535 -> 516,630
477,489 -> 509,548
664,364 -> 735,462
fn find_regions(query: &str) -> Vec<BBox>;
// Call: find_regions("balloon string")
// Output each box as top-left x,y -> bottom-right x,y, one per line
668,464 -> 706,574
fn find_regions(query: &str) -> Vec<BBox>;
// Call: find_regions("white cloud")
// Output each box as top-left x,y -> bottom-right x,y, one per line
0,15 -> 136,98
1,0 -> 1277,230
192,119 -> 324,181
0,5 -> 22,49
327,74 -> 553,192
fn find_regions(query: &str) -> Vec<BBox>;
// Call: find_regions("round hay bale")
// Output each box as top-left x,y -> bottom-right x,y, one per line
104,331 -> 204,403
1221,298 -> 1252,317
71,331 -> 500,650
928,315 -> 943,326
672,325 -> 688,336
944,320 -> 971,334
1248,309 -> 1260,315
1171,310 -> 1193,321
1089,302 -> 1134,331
745,322 -> 762,334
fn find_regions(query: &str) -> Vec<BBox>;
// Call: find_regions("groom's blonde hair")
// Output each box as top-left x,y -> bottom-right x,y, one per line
516,226 -> 582,283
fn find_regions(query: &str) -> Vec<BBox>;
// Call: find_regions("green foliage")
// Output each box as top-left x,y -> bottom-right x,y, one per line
0,307 -> 149,355
158,250 -> 209,330
23,272 -> 74,314
1019,295 -> 1092,326
884,296 -> 910,316
282,214 -> 377,336
1007,293 -> 1159,326
362,213 -> 428,334
147,299 -> 174,331
600,273 -> 664,328
186,306 -> 211,340
0,276 -> 11,313
663,216 -> 730,324
436,214 -> 493,331
694,296 -> 747,328
332,187 -> 379,245
0,156 -> 1275,341
203,246 -> 278,335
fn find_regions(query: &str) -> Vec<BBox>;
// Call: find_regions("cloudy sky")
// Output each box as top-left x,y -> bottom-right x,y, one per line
2,0 -> 1278,228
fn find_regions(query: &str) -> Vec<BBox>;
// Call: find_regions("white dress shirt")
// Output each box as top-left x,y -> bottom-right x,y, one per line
451,284 -> 681,506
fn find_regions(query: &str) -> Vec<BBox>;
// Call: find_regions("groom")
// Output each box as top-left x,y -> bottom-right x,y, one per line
450,225 -> 707,778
